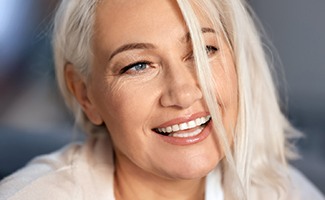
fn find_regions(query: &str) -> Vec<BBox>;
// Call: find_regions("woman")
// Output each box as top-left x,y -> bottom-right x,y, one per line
0,0 -> 324,199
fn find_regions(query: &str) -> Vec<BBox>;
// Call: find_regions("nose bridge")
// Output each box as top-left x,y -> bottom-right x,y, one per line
169,58 -> 195,83
160,58 -> 203,108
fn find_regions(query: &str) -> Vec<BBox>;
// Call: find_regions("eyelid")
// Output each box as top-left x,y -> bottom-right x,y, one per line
184,45 -> 219,61
206,45 -> 219,55
119,61 -> 152,74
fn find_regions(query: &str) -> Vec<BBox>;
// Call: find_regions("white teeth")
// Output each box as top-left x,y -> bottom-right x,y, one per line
188,120 -> 196,129
156,115 -> 211,134
195,118 -> 202,126
166,126 -> 172,133
172,124 -> 180,131
169,127 -> 203,138
179,123 -> 187,131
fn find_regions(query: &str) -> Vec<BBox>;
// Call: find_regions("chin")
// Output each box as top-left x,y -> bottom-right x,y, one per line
167,156 -> 220,180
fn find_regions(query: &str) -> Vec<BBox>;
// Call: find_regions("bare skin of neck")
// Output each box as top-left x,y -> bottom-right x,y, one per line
113,156 -> 206,200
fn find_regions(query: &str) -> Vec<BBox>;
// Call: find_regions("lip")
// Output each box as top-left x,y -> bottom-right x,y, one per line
155,112 -> 210,129
156,119 -> 212,146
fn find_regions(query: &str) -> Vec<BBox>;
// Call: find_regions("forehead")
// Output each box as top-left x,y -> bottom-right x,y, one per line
93,0 -> 213,50
95,0 -> 184,41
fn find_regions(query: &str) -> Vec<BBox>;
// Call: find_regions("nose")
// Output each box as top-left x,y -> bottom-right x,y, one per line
160,61 -> 203,109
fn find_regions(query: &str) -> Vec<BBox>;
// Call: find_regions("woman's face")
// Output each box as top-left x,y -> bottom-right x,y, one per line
86,0 -> 238,180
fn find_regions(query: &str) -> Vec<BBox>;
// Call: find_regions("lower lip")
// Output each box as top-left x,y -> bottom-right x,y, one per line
157,120 -> 212,146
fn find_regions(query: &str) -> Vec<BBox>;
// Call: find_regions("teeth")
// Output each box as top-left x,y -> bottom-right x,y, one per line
169,127 -> 204,138
156,115 -> 211,134
166,126 -> 172,133
172,124 -> 179,131
188,120 -> 196,129
179,123 -> 187,131
195,118 -> 202,125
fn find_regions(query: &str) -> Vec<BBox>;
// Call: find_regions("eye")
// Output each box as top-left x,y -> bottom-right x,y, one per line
184,45 -> 219,61
205,45 -> 219,56
120,61 -> 152,74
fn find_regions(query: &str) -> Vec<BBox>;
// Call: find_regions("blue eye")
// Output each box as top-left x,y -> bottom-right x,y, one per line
120,61 -> 151,74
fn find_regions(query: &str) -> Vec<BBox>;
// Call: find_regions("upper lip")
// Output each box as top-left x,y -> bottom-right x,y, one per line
154,112 -> 210,129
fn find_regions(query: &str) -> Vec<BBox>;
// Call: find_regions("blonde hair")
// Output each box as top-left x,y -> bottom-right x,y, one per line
53,0 -> 99,133
53,0 -> 300,199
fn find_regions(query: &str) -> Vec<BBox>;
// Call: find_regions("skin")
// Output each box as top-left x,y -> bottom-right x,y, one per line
65,0 -> 238,199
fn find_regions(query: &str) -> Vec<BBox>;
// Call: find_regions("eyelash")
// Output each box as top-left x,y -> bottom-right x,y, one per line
119,61 -> 152,74
205,45 -> 219,55
119,45 -> 218,74
185,45 -> 219,60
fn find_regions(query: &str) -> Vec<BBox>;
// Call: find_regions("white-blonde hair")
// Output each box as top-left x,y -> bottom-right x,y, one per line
53,0 -> 300,199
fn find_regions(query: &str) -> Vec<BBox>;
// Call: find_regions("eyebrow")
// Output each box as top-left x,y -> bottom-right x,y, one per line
183,27 -> 216,43
108,43 -> 156,61
108,27 -> 216,61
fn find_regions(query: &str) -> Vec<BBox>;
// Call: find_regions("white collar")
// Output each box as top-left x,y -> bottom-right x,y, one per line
205,165 -> 224,200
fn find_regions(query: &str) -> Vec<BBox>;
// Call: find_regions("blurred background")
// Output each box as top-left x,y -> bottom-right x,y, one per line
0,0 -> 324,193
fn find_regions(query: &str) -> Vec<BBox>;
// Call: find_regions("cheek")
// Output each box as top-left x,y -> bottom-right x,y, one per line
211,60 -> 238,108
210,56 -> 238,140
96,81 -> 152,158
94,77 -> 160,141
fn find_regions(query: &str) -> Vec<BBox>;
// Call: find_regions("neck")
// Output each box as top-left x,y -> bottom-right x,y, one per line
114,155 -> 205,200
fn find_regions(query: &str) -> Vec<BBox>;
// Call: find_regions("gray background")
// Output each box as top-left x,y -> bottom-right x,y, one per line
249,0 -> 325,192
0,0 -> 324,194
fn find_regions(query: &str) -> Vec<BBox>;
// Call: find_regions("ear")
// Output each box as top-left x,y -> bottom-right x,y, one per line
65,64 -> 103,125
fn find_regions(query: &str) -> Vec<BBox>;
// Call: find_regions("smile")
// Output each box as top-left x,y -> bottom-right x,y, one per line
154,115 -> 211,138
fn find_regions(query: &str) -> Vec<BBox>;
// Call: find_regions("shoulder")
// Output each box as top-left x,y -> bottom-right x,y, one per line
0,143 -> 83,199
288,166 -> 325,200
249,165 -> 324,200
0,135 -> 115,200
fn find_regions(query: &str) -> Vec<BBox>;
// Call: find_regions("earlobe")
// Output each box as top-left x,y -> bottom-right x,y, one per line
64,64 -> 103,125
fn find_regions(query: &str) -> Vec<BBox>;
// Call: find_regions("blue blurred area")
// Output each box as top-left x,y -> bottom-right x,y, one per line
0,0 -> 324,194
0,0 -> 76,178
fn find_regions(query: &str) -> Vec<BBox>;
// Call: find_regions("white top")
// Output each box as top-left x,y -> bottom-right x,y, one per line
0,134 -> 323,200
